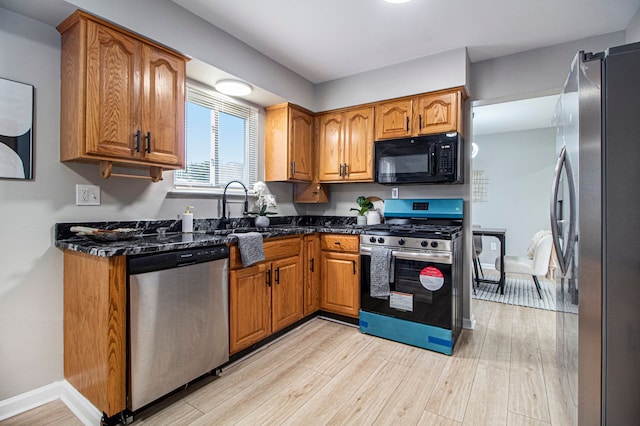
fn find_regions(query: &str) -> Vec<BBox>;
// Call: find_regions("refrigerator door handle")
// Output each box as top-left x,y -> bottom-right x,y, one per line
550,146 -> 577,275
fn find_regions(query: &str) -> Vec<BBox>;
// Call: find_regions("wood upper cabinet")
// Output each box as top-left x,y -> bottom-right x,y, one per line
320,234 -> 360,318
228,236 -> 304,354
414,91 -> 459,136
303,234 -> 321,315
375,99 -> 413,140
63,251 -> 127,417
317,106 -> 374,182
57,10 -> 187,176
265,103 -> 314,182
374,88 -> 466,140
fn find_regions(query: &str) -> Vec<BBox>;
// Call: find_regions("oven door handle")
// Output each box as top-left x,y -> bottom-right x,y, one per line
360,246 -> 453,264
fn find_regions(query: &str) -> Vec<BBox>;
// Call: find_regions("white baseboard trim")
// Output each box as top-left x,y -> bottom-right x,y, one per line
0,381 -> 101,426
463,315 -> 476,330
60,380 -> 103,425
0,381 -> 60,421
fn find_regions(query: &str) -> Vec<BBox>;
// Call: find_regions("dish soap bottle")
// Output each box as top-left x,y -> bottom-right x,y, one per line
182,206 -> 194,233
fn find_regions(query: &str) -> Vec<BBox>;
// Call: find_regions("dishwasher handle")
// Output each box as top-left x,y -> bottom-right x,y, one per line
129,245 -> 230,275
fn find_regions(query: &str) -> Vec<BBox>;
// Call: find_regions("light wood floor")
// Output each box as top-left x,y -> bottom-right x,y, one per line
2,300 -> 577,425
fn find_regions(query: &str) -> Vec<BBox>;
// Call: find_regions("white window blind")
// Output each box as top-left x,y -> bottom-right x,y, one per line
174,84 -> 258,189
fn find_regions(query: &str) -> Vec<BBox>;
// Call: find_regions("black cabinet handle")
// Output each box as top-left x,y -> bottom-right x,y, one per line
419,114 -> 423,129
352,260 -> 356,275
145,131 -> 151,153
275,267 -> 280,284
339,164 -> 343,176
405,116 -> 409,131
310,258 -> 315,273
266,269 -> 271,287
344,163 -> 348,176
135,130 -> 141,152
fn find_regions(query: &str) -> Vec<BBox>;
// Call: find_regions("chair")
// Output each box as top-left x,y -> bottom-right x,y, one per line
471,226 -> 484,293
495,233 -> 553,298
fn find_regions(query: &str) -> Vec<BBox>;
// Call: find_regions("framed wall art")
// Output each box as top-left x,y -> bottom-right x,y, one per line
0,77 -> 33,179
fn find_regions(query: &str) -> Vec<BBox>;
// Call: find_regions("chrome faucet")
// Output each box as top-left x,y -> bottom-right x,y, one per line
221,180 -> 249,227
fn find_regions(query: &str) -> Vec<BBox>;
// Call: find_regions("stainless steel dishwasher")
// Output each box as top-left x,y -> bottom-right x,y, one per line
127,245 -> 229,412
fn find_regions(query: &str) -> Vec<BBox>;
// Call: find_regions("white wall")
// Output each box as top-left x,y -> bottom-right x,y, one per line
66,0 -> 316,111
472,128 -> 557,266
315,48 -> 469,111
626,7 -> 640,43
470,32 -> 625,102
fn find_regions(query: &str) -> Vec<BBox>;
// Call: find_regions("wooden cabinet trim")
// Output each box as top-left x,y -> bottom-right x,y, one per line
320,234 -> 360,252
63,251 -> 126,416
229,235 -> 303,270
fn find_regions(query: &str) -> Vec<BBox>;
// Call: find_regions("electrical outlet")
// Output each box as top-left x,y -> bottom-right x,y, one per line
391,187 -> 399,199
490,242 -> 497,251
76,184 -> 101,206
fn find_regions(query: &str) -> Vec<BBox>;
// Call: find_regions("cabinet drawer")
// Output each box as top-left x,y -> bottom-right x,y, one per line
320,234 -> 359,253
229,235 -> 302,269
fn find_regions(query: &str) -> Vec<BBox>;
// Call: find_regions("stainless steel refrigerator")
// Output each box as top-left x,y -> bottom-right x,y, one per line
552,42 -> 640,426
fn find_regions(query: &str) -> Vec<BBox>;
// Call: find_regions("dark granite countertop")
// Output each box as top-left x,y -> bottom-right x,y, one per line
54,216 -> 366,257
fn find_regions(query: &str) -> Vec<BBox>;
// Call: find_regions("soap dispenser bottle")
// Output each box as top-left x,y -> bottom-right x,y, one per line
182,206 -> 194,233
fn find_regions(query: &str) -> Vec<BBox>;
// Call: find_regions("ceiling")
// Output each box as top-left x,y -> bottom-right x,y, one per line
473,95 -> 559,136
171,0 -> 640,84
0,0 -> 638,133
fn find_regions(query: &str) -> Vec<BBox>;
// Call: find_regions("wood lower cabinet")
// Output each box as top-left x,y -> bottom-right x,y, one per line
317,106 -> 374,182
228,236 -> 303,354
320,235 -> 360,317
303,234 -> 321,315
63,250 -> 127,417
229,263 -> 272,355
57,10 -> 187,179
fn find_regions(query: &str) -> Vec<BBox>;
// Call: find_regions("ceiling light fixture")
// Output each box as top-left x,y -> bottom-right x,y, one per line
384,0 -> 411,3
214,79 -> 253,97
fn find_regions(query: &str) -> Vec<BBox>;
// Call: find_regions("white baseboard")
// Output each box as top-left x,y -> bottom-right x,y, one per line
0,381 -> 101,426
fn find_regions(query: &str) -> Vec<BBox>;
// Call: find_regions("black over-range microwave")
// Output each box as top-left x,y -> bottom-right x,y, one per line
374,132 -> 463,184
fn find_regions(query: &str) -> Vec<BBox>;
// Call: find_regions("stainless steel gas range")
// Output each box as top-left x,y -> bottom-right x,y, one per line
359,198 -> 463,355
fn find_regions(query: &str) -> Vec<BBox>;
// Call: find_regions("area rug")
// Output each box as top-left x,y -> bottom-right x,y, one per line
472,272 -> 556,311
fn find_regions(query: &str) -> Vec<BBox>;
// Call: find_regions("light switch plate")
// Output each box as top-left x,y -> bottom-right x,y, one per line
76,184 -> 101,206
391,187 -> 399,199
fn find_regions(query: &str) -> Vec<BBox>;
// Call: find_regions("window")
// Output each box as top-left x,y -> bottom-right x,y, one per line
175,83 -> 258,189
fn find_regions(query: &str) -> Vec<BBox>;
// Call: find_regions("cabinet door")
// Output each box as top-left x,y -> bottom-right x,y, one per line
320,251 -> 360,317
141,45 -> 185,166
229,264 -> 271,354
303,235 -> 321,315
317,113 -> 344,182
374,99 -> 413,140
271,256 -> 304,332
414,92 -> 458,136
343,107 -> 373,181
85,21 -> 141,159
289,108 -> 314,181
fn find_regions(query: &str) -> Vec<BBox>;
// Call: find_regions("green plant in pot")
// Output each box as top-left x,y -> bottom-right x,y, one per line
351,196 -> 374,225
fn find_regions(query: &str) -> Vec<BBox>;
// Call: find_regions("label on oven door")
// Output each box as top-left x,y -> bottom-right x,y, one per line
389,291 -> 413,312
419,266 -> 444,291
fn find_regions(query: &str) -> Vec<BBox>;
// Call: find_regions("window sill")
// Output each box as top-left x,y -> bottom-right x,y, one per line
168,187 -> 257,198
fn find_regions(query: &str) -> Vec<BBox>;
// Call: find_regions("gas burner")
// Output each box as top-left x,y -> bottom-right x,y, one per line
364,223 -> 462,240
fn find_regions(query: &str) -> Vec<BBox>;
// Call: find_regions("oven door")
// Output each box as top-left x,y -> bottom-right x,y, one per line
360,248 -> 453,330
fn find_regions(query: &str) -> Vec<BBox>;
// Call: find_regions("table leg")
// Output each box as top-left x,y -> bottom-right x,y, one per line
499,235 -> 505,294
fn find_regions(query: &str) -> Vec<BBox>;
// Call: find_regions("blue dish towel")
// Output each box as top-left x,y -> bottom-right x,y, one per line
370,246 -> 392,298
230,232 -> 265,267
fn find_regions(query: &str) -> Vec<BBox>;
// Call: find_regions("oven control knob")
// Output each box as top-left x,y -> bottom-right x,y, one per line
431,241 -> 438,248
377,237 -> 385,244
420,240 -> 428,247
398,239 -> 406,245
369,237 -> 376,243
